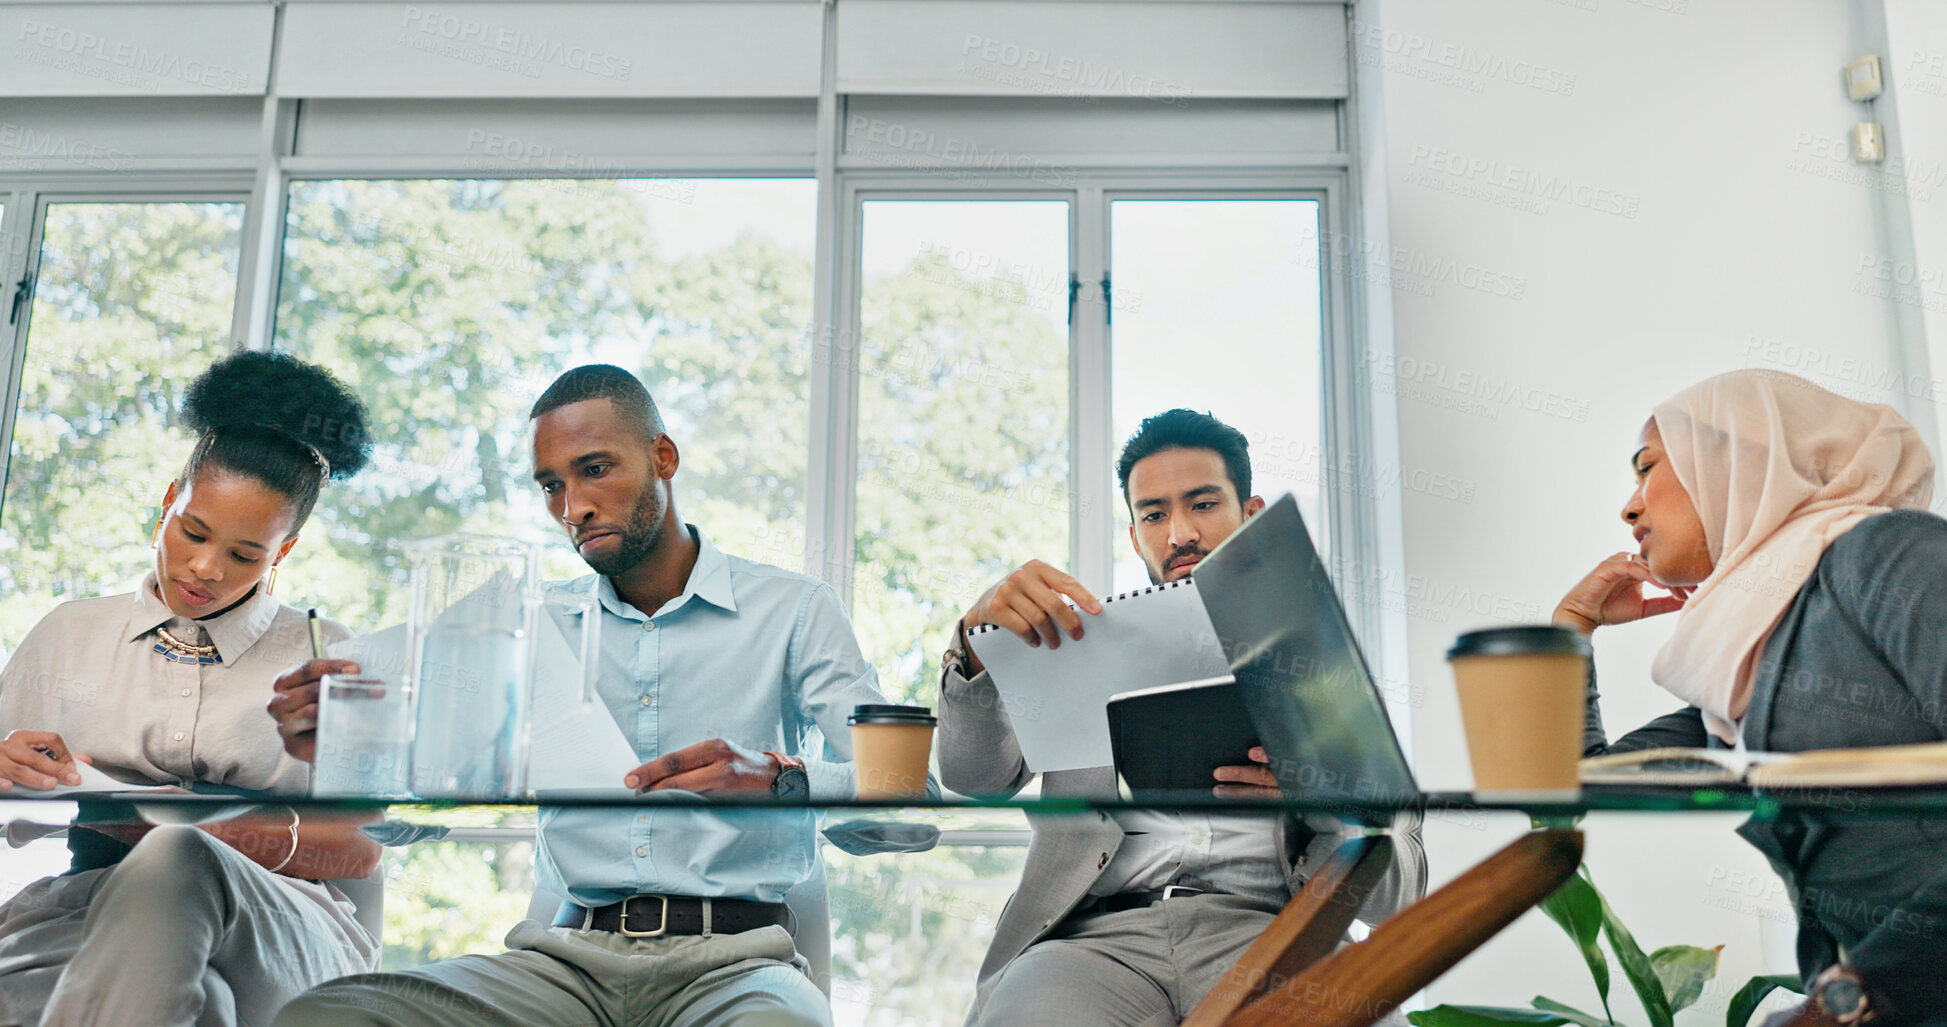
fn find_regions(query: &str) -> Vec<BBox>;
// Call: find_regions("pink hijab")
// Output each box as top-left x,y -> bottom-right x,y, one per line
1650,370 -> 1935,743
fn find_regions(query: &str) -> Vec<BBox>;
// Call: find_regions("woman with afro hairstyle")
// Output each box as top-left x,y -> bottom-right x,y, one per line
0,351 -> 384,1027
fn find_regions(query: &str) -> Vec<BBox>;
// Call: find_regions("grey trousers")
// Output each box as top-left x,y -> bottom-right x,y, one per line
0,826 -> 376,1027
273,918 -> 828,1027
973,894 -> 1281,1027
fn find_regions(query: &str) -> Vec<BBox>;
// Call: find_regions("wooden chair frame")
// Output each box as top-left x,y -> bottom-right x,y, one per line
1186,827 -> 1587,1027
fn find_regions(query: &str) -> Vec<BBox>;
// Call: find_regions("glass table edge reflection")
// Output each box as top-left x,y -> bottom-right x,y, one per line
8,784 -> 1944,818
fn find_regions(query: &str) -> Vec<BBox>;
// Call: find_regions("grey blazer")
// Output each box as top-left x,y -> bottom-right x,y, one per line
1586,511 -> 1947,1018
938,664 -> 1428,1021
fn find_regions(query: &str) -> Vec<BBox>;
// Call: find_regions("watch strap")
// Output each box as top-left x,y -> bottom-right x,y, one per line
1813,965 -> 1875,1024
942,619 -> 975,678
764,752 -> 808,798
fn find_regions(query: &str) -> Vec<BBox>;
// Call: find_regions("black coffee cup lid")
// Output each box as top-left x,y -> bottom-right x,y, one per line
849,703 -> 937,726
1446,625 -> 1591,660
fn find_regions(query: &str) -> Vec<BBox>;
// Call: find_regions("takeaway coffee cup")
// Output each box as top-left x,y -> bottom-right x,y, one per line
849,704 -> 937,799
1447,625 -> 1590,802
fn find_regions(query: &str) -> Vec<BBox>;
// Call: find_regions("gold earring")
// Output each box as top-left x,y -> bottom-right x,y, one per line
266,566 -> 278,596
150,517 -> 162,550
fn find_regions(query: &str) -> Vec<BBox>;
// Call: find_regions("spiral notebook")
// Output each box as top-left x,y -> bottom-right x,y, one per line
966,577 -> 1230,772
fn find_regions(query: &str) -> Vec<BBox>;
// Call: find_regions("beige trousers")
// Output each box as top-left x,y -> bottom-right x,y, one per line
0,826 -> 376,1027
973,892 -> 1412,1027
273,917 -> 828,1027
971,894 -> 1283,1027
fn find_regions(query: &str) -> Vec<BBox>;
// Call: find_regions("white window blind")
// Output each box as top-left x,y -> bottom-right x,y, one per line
0,3 -> 273,97
276,2 -> 824,99
293,98 -> 819,167
835,1 -> 1347,100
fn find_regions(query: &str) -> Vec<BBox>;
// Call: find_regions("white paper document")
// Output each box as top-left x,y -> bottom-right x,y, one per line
28,759 -> 174,798
327,623 -> 410,683
528,601 -> 640,799
16,763 -> 215,829
967,577 -> 1230,772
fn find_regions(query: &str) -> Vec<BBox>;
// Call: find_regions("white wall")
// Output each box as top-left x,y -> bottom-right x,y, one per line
1885,0 -> 1947,443
1356,0 -> 1935,1017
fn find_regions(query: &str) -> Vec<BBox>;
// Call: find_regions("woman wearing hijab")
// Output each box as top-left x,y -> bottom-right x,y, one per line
0,351 -> 382,1027
1558,369 -> 1945,1024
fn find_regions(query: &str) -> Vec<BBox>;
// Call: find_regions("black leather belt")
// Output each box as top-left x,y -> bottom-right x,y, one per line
554,896 -> 793,937
1077,878 -> 1219,918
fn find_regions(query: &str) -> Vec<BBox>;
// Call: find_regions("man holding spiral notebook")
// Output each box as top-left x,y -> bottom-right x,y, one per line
936,409 -> 1426,1027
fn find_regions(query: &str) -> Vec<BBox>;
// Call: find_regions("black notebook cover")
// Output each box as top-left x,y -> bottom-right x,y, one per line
1107,678 -> 1261,796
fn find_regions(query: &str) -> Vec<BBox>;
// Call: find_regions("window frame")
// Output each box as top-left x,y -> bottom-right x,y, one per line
0,0 -> 1417,1000
0,182 -> 254,543
265,169 -> 827,597
0,164 -> 1384,690
817,181 -> 1080,607
820,169 -> 1377,654
0,4 -> 1393,704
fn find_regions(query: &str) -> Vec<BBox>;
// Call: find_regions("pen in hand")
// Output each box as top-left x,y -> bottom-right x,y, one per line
30,744 -> 81,786
308,608 -> 326,661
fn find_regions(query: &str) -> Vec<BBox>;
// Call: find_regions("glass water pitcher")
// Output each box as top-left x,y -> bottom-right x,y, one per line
403,534 -> 598,799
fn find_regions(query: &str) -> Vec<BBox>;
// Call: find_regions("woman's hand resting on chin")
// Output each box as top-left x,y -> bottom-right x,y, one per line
1553,552 -> 1692,635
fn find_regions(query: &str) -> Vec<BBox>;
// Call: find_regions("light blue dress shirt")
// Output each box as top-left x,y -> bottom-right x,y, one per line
535,526 -> 890,905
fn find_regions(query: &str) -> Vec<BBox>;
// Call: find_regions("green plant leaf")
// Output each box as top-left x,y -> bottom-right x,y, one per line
1537,867 -> 1612,1019
1530,996 -> 1612,1027
1725,974 -> 1806,1027
1649,945 -> 1721,1013
1406,1006 -> 1573,1027
1584,866 -> 1674,1027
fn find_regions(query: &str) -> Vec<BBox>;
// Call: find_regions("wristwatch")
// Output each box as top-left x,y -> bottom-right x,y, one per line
942,620 -> 973,678
766,752 -> 809,801
1812,964 -> 1875,1024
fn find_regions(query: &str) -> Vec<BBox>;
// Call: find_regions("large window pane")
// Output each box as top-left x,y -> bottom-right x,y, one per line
274,178 -> 816,629
275,178 -> 819,972
1109,199 -> 1323,593
826,831 -> 1026,1025
374,808 -> 540,969
0,201 -> 244,655
853,201 -> 1071,702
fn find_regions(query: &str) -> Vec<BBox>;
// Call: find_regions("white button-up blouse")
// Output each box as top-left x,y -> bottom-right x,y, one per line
0,573 -> 351,794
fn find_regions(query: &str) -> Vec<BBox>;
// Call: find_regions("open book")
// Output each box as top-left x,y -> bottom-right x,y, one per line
1580,741 -> 1947,788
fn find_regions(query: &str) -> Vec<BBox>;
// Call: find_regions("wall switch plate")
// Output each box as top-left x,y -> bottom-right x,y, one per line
1852,122 -> 1885,163
1846,55 -> 1883,101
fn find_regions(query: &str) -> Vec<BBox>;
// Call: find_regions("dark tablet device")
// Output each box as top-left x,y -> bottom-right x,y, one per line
1107,676 -> 1260,797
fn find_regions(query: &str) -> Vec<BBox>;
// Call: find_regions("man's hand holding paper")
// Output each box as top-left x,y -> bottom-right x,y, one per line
957,558 -> 1103,673
962,568 -> 1232,774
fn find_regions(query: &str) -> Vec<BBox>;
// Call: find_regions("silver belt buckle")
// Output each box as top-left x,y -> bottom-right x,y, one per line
620,894 -> 670,937
1160,884 -> 1200,901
